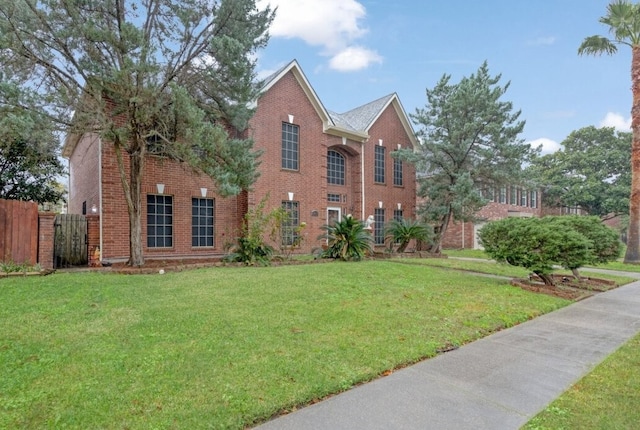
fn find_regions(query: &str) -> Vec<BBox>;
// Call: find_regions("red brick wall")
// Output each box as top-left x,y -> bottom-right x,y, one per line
66,67 -> 418,259
441,195 -> 543,249
37,212 -> 56,269
98,145 -> 242,262
363,104 -> 417,238
247,71 -> 416,252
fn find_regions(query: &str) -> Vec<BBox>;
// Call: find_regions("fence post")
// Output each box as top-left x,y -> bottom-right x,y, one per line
38,212 -> 56,270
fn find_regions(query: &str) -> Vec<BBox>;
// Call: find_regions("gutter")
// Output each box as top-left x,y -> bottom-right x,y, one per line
361,143 -> 365,220
98,136 -> 103,261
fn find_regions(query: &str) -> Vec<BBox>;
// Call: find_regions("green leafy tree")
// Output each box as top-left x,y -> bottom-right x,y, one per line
528,126 -> 630,219
479,217 -> 591,286
0,0 -> 273,266
0,110 -> 65,203
400,62 -> 533,253
547,215 -> 622,277
384,218 -> 433,253
319,215 -> 373,261
579,0 -> 640,263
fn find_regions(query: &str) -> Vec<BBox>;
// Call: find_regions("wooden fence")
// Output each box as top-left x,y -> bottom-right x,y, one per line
0,199 -> 39,265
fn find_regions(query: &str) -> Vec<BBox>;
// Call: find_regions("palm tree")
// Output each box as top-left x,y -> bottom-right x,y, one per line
384,219 -> 433,253
579,1 -> 640,263
319,215 -> 373,261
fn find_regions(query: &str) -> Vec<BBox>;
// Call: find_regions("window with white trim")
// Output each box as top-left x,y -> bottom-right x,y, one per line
282,122 -> 299,170
281,200 -> 300,246
374,145 -> 385,183
393,157 -> 403,186
327,150 -> 345,185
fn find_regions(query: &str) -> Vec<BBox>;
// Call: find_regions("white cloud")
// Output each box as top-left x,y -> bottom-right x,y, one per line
258,0 -> 382,71
329,46 -> 383,72
529,138 -> 561,155
527,36 -> 556,46
599,112 -> 631,131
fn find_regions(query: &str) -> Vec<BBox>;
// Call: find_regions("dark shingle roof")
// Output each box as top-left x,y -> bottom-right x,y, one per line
329,94 -> 395,132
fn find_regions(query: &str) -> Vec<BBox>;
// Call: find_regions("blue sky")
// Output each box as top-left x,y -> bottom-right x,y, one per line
255,0 -> 631,154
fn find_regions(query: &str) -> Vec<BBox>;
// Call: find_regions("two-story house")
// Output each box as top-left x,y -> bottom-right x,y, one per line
63,60 -> 418,262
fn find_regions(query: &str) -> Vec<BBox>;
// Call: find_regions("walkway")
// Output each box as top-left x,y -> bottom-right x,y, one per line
256,270 -> 640,429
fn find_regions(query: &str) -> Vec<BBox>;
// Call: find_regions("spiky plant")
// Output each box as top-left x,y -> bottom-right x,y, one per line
384,218 -> 433,253
319,215 -> 373,261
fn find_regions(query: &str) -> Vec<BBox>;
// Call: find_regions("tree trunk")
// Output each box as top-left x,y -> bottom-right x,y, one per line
113,137 -> 146,267
397,240 -> 409,253
128,151 -> 144,266
535,271 -> 555,286
625,46 -> 640,264
571,267 -> 581,279
432,207 -> 453,254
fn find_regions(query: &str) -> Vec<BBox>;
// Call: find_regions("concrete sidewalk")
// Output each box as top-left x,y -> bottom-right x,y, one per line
256,277 -> 640,430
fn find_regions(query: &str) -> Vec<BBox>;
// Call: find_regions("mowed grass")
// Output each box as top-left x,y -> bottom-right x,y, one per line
444,246 -> 640,274
524,332 -> 640,430
1,261 -> 570,429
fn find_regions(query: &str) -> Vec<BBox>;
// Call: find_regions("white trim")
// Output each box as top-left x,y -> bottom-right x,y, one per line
98,136 -> 103,262
361,144 -> 365,220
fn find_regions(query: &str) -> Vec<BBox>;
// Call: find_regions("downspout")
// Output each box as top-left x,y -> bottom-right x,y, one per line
361,143 -> 365,220
98,136 -> 103,262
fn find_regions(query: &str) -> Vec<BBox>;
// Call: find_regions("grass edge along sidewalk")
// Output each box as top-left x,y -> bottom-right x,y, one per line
0,260 -> 575,429
523,332 -> 640,430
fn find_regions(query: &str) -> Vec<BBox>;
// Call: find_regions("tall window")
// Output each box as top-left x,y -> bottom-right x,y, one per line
147,195 -> 173,248
374,145 -> 385,183
282,122 -> 299,170
530,190 -> 538,208
481,186 -> 493,201
393,209 -> 403,221
374,208 -> 385,245
520,188 -> 528,206
509,186 -> 517,205
281,201 -> 300,246
499,186 -> 507,204
327,150 -> 345,185
192,198 -> 214,247
393,157 -> 403,186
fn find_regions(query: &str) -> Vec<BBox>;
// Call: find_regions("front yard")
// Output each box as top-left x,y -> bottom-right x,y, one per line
0,260 -> 582,428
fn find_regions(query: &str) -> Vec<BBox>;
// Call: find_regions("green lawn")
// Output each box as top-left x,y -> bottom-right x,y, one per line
403,255 -> 635,286
523,333 -> 640,430
1,261 -> 570,429
443,248 -> 490,259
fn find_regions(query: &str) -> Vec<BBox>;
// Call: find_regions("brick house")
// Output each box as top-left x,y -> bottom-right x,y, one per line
63,60 -> 418,262
441,186 -> 542,249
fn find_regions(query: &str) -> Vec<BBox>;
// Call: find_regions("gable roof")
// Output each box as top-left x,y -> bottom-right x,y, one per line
259,60 -> 418,147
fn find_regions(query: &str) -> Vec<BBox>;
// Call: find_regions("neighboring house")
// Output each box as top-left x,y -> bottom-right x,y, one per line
63,60 -> 418,262
441,185 -> 542,249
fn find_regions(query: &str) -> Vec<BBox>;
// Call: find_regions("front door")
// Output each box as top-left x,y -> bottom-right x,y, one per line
327,207 -> 341,226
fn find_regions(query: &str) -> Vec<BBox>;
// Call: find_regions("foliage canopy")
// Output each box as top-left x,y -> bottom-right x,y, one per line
479,216 -> 622,285
0,110 -> 65,203
528,126 -> 630,219
399,61 -> 533,252
0,0 -> 274,265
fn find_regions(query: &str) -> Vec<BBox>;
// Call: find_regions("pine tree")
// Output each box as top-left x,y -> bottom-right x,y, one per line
0,0 -> 274,265
403,62 -> 532,252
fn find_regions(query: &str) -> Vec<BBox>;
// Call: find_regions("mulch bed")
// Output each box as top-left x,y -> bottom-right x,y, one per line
511,274 -> 618,300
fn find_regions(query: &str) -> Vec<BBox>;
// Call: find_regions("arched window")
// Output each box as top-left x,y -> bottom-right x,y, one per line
327,150 -> 345,185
